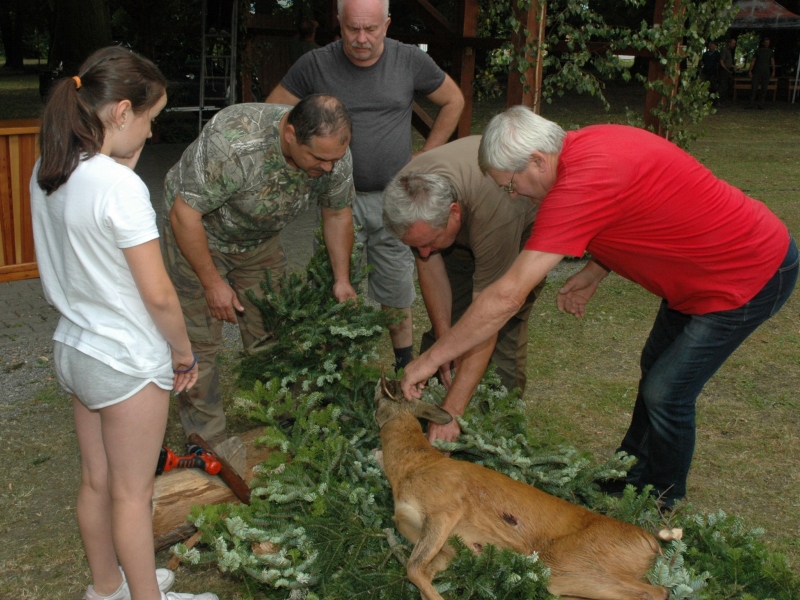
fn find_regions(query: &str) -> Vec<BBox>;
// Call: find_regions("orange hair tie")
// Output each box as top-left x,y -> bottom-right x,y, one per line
72,76 -> 82,90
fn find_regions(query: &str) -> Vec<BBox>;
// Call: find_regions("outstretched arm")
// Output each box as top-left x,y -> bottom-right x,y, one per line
169,194 -> 244,323
416,252 -> 455,387
401,249 -> 563,399
321,206 -> 357,302
426,324 -> 497,444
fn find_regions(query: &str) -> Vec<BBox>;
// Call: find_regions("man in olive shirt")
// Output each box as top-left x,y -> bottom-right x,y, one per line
748,37 -> 776,109
163,94 -> 357,448
383,136 -> 541,443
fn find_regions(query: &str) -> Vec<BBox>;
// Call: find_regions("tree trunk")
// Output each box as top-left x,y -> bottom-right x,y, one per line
48,0 -> 111,72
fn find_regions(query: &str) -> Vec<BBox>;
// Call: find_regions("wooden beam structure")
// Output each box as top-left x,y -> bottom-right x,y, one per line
245,0 -> 678,139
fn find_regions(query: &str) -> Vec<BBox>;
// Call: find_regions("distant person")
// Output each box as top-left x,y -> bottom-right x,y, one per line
748,37 -> 776,109
31,46 -> 216,600
700,41 -> 720,96
163,95 -> 358,454
717,38 -> 737,106
266,0 -> 465,372
401,106 -> 797,510
290,18 -> 320,63
382,136 -> 542,443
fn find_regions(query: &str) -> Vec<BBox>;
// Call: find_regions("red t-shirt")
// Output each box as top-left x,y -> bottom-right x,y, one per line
525,125 -> 789,314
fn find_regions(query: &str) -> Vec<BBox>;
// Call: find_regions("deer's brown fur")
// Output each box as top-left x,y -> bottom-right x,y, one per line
375,377 -> 668,600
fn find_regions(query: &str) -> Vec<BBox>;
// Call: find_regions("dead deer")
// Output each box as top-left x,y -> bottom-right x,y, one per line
375,376 -> 668,600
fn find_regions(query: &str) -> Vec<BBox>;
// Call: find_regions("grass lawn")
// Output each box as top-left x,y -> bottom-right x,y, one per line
0,65 -> 44,121
1,76 -> 799,598
529,88 -> 800,565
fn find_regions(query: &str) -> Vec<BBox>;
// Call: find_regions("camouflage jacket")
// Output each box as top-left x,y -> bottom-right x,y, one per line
164,103 -> 355,254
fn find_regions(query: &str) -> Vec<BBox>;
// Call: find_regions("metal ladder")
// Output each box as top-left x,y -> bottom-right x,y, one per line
198,0 -> 238,132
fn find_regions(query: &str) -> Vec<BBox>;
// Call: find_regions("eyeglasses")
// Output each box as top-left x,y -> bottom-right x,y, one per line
501,171 -> 517,194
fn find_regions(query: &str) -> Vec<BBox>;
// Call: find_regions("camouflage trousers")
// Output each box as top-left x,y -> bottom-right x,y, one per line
162,223 -> 287,446
419,245 -> 544,393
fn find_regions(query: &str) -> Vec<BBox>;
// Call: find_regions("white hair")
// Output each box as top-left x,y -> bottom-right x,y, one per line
382,172 -> 456,239
478,106 -> 566,173
338,0 -> 389,20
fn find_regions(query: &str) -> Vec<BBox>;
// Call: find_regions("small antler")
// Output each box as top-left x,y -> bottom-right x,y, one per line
380,366 -> 396,400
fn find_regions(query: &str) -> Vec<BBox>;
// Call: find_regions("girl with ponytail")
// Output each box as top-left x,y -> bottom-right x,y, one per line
31,46 -> 217,600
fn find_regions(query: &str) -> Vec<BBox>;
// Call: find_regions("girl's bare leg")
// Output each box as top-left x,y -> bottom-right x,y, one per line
73,396 -> 124,595
103,383 -> 169,600
75,383 -> 170,599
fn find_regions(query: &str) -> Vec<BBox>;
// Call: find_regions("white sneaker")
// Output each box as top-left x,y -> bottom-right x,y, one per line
84,567 -> 175,600
153,568 -> 175,592
162,592 -> 219,600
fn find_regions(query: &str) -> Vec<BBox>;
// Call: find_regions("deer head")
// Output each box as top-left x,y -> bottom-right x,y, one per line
374,371 -> 453,429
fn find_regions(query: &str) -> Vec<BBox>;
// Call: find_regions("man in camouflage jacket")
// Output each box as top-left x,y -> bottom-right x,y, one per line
163,94 -> 357,448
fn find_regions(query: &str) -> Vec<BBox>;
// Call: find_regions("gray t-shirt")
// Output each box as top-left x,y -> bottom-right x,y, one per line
281,38 -> 446,191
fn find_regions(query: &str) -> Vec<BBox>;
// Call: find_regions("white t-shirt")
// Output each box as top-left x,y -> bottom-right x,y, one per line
31,153 -> 171,377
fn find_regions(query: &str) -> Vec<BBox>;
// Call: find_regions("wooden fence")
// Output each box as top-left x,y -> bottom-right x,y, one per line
0,119 -> 40,283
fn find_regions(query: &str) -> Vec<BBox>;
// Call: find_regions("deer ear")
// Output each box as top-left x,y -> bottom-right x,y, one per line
412,401 -> 453,425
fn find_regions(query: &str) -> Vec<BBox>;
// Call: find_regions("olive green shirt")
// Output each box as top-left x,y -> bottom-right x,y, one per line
400,135 -> 539,293
164,103 -> 355,254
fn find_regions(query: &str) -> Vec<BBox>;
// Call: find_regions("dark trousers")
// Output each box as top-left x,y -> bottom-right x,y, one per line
750,70 -> 771,106
718,70 -> 733,103
617,237 -> 798,506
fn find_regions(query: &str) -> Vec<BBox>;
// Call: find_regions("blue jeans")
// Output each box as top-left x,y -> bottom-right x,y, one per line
619,236 -> 798,506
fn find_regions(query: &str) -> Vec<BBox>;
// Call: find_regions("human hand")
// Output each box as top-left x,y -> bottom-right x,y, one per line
332,280 -> 358,302
436,354 -> 462,391
426,411 -> 461,444
557,270 -> 600,317
437,361 -> 455,390
401,353 -> 438,399
172,350 -> 198,393
205,278 -> 243,323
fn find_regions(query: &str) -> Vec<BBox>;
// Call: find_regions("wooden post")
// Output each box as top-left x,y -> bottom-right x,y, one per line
507,0 -> 546,112
643,0 -> 683,137
452,0 -> 479,138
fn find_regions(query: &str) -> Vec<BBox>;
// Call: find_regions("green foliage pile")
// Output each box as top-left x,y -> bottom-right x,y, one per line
174,238 -> 800,599
238,230 -> 401,396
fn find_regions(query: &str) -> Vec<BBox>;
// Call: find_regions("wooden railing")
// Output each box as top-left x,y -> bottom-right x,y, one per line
0,119 -> 40,282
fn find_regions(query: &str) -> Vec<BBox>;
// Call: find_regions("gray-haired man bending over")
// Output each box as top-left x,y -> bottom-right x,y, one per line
383,135 -> 542,443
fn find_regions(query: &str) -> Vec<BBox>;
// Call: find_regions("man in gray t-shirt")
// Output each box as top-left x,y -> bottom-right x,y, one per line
266,0 -> 464,370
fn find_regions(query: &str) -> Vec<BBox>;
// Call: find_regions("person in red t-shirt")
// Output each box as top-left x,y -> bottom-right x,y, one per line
400,106 -> 797,508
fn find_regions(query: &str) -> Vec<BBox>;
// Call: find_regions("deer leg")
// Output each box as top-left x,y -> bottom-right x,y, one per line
543,528 -> 667,600
406,511 -> 462,600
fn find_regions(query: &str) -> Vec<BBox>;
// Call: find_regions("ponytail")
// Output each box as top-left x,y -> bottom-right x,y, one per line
37,46 -> 166,194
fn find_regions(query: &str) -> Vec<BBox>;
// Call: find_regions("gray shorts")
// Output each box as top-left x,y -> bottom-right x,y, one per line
353,190 -> 416,308
54,342 -> 173,410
